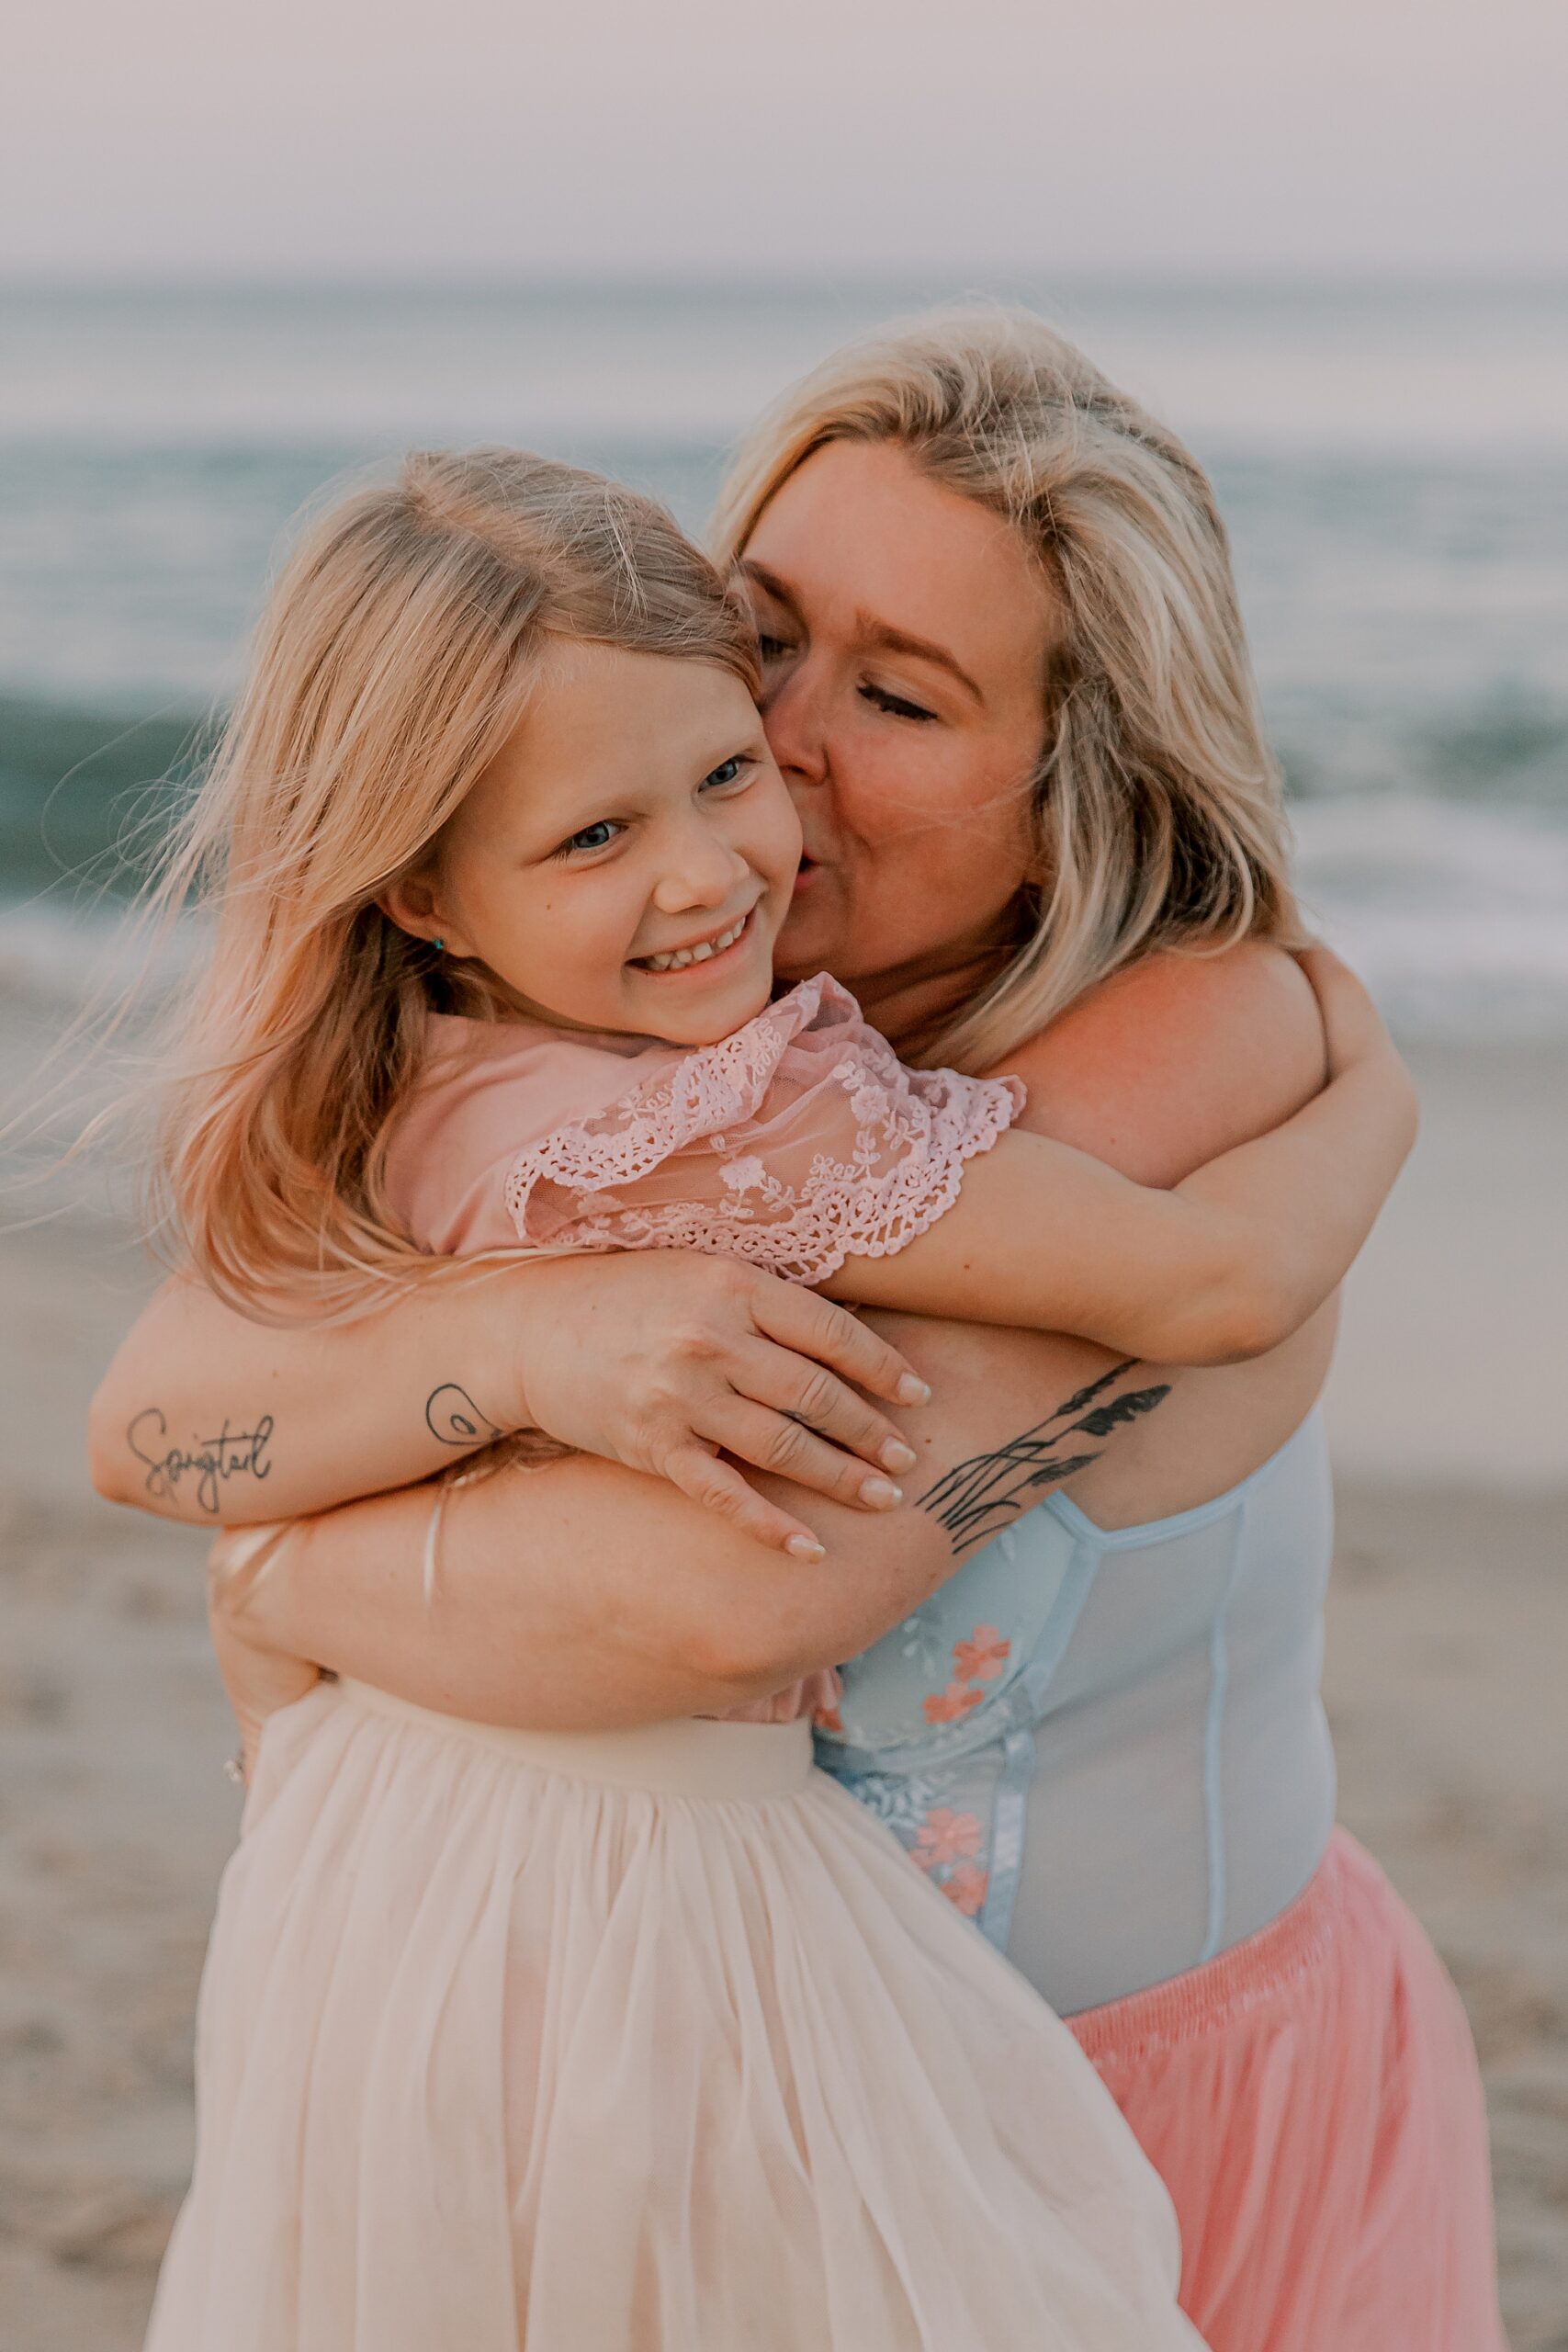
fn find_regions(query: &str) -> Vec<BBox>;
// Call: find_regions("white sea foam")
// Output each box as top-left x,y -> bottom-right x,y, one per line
0,900 -> 191,1015
1292,797 -> 1568,1043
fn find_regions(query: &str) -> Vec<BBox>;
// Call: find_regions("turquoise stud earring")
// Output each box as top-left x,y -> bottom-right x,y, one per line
432,938 -> 445,953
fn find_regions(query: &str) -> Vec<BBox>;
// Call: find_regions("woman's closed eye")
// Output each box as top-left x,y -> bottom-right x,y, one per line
859,681 -> 937,723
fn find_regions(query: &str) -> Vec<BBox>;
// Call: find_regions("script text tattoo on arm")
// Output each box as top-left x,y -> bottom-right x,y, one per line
120,1385 -> 504,1516
125,1408 -> 276,1518
916,1363 -> 1173,1554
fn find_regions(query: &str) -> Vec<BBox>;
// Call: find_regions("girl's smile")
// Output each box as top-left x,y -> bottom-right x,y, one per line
629,903 -> 760,975
381,641 -> 803,1047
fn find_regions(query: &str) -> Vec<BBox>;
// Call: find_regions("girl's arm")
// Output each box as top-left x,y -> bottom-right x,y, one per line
207,941 -> 1336,1750
92,937 -> 1371,1549
211,1317 -> 1151,1734
824,951 -> 1415,1363
87,1252 -> 930,1557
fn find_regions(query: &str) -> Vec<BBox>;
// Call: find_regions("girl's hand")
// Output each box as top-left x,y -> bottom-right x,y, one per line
208,1526 -> 321,1781
1295,945 -> 1405,1085
513,1253 -> 931,1560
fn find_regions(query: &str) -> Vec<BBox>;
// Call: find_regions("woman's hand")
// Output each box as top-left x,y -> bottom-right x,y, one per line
208,1526 -> 321,1781
513,1253 -> 931,1559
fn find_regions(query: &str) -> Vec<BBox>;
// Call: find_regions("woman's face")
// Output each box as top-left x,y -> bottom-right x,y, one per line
739,438 -> 1059,1026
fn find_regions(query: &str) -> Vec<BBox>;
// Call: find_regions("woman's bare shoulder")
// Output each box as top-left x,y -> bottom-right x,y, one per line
985,939 -> 1328,1185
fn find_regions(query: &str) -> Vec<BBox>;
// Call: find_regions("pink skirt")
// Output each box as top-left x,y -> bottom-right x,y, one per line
1069,1829 -> 1505,2352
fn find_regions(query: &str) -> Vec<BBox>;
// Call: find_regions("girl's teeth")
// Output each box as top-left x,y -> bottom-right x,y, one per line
641,916 -> 745,972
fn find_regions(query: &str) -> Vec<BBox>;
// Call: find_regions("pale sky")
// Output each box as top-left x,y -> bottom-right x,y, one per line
5,0 -> 1566,281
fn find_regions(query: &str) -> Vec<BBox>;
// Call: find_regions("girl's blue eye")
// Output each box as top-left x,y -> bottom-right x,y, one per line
701,756 -> 750,790
561,820 -> 621,855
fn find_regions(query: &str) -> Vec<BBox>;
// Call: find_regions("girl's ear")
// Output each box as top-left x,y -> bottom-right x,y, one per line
378,867 -> 472,956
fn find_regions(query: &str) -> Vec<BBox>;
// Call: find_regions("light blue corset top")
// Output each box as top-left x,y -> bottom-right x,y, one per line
815,1409 -> 1337,2017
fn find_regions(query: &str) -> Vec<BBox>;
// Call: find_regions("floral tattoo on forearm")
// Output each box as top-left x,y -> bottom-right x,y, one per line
916,1362 -> 1172,1554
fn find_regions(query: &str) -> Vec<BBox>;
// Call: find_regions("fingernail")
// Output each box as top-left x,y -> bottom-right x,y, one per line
880,1438 -> 918,1474
860,1476 -> 903,1510
897,1375 -> 931,1407
786,1534 -> 826,1562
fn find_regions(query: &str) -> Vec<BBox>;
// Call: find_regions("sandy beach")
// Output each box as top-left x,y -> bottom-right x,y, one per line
2,1009 -> 1565,2350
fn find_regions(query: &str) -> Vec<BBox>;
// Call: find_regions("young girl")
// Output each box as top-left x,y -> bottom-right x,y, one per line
141,449 -> 1409,2352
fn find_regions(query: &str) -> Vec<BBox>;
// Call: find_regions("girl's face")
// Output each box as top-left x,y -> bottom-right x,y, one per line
739,438 -> 1059,1037
392,642 -> 802,1046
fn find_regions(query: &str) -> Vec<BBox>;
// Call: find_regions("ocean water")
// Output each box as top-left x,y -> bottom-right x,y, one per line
2,278 -> 1565,1043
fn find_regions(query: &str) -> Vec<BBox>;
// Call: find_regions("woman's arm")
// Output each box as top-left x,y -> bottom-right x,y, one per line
91,938 -> 1362,1539
212,1317 -> 1156,1731
993,937 -> 1328,1182
824,951 -> 1415,1363
210,938 -> 1348,1743
88,1251 -> 930,1555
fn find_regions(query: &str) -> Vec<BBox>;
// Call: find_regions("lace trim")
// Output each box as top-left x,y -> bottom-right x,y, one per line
501,975 -> 1022,1287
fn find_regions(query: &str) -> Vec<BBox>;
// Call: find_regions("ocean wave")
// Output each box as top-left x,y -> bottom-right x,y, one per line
0,693 -> 205,899
5,673 -> 1563,899
5,791 -> 1566,1047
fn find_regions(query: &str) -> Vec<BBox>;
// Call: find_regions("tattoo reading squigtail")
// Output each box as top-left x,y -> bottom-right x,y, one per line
125,1408 -> 276,1518
917,1367 -> 1173,1554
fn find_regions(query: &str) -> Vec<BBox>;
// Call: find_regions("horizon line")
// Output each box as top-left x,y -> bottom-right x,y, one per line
4,262 -> 1566,300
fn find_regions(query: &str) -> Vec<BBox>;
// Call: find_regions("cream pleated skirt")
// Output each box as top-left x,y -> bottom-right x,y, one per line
147,1679 -> 1199,2351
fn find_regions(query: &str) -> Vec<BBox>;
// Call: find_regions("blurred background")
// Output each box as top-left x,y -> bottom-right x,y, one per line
1,2 -> 1564,2344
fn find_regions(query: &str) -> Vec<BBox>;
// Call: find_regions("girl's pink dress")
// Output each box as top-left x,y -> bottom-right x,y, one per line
144,978 -> 1205,2352
385,970 -> 1029,1726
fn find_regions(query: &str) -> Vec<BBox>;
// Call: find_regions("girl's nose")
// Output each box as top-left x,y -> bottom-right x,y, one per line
651,823 -> 750,915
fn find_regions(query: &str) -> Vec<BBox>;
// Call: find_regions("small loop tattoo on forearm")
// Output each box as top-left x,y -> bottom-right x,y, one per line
424,1384 -> 504,1448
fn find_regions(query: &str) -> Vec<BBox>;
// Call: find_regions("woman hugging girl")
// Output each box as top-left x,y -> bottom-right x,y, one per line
137,446 -> 1409,2351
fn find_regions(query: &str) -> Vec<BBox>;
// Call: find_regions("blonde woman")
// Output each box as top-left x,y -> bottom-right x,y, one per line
118,436 -> 1420,2352
96,312 -> 1504,2351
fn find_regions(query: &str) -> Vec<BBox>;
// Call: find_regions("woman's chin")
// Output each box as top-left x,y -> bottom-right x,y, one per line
774,892 -> 845,982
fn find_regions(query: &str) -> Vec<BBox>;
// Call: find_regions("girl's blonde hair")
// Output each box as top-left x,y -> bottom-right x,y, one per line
143,447 -> 759,1312
711,306 -> 1303,1070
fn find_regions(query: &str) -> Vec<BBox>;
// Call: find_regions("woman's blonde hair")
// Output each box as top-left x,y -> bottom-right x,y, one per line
139,447 -> 759,1312
711,306 -> 1303,1070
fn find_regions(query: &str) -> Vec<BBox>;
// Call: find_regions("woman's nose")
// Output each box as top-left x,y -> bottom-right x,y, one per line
761,658 -> 830,788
